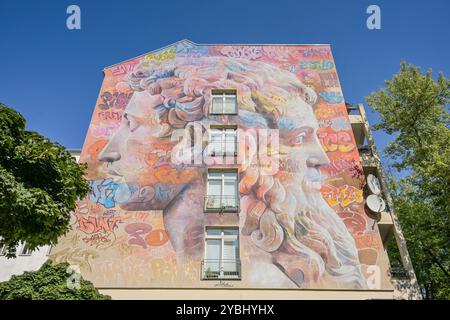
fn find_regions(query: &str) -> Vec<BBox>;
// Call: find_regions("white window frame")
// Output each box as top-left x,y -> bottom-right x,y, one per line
204,227 -> 240,279
208,126 -> 237,156
206,170 -> 239,211
210,90 -> 237,115
19,242 -> 33,256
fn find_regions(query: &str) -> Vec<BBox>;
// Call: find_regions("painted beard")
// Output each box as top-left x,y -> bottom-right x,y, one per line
287,171 -> 369,289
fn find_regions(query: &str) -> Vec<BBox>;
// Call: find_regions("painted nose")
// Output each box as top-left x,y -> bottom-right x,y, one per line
306,136 -> 330,167
98,151 -> 121,162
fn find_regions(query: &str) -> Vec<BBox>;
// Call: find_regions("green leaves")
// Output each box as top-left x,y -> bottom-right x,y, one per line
0,260 -> 111,300
366,62 -> 449,299
0,104 -> 90,258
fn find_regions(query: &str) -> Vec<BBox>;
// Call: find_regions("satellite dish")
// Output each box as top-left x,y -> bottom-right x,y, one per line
367,174 -> 381,195
366,194 -> 386,213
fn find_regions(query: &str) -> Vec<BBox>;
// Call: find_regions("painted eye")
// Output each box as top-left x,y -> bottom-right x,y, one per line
295,132 -> 306,144
124,114 -> 140,132
128,118 -> 140,132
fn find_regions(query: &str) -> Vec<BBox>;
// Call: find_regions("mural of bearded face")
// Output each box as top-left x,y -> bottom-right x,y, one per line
98,56 -> 368,289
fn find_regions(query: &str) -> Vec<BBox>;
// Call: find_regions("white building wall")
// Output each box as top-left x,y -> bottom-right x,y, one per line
0,245 -> 52,282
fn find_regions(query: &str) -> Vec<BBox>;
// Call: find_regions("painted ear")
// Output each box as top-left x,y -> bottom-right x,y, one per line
250,209 -> 283,253
302,86 -> 317,105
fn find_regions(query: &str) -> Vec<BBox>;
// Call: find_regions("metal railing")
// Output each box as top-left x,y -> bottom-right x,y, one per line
345,102 -> 361,115
389,267 -> 410,279
201,259 -> 241,280
358,145 -> 373,156
204,195 -> 239,212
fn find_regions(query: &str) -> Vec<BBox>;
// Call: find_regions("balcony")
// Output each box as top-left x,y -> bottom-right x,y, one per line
389,267 -> 410,279
201,259 -> 241,280
204,195 -> 239,212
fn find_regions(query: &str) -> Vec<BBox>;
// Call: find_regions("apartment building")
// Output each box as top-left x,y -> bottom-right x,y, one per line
45,40 -> 421,299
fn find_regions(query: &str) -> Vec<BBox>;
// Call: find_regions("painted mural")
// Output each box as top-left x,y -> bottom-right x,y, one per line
51,40 -> 392,289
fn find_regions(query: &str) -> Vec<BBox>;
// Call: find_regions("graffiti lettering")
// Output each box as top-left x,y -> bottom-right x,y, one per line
318,119 -> 332,128
76,215 -> 121,234
151,258 -> 178,281
319,91 -> 344,104
300,60 -> 334,70
125,223 -> 152,249
51,248 -> 99,272
89,179 -> 132,208
321,184 -> 364,207
284,63 -> 299,73
142,48 -> 176,66
298,48 -> 331,58
82,233 -> 112,247
98,91 -> 132,111
326,159 -> 358,176
90,123 -> 120,138
220,46 -> 262,60
314,107 -> 345,120
318,130 -> 355,153
262,46 -> 291,61
175,41 -> 208,57
319,72 -> 339,88
318,118 -> 351,131
98,111 -> 122,122
145,229 -> 169,246
330,117 -> 351,131
112,61 -> 138,76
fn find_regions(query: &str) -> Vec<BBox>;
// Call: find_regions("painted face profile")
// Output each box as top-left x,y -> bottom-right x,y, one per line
97,55 -> 368,289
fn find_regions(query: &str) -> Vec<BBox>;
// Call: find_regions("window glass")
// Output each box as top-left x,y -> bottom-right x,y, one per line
224,96 -> 237,114
20,242 -> 32,255
211,97 -> 223,114
204,228 -> 240,278
211,91 -> 237,114
206,228 -> 222,236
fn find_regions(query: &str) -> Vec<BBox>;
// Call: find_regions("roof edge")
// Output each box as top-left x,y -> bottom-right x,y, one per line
103,39 -> 331,71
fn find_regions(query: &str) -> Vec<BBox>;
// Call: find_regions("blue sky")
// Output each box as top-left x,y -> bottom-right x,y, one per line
0,0 -> 448,163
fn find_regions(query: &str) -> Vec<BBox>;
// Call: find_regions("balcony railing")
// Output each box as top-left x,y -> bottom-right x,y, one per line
389,267 -> 410,279
204,195 -> 239,212
358,145 -> 373,156
346,102 -> 361,115
201,259 -> 241,280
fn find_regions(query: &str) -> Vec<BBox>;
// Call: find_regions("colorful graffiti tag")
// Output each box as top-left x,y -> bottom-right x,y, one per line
51,40 -> 392,290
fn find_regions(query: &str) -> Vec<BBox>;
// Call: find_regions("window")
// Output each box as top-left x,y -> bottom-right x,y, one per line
0,244 -> 5,256
19,242 -> 33,256
211,90 -> 237,114
208,126 -> 237,156
203,227 -> 240,279
205,170 -> 238,211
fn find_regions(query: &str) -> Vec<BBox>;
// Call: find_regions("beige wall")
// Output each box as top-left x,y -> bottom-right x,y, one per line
100,278 -> 423,300
99,288 -> 399,300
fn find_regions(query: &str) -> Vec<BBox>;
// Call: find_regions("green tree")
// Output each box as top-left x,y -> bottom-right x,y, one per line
0,260 -> 111,300
366,61 -> 450,299
0,104 -> 90,258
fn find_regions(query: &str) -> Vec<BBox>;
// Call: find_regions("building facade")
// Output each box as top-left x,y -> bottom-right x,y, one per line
48,40 -> 420,299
